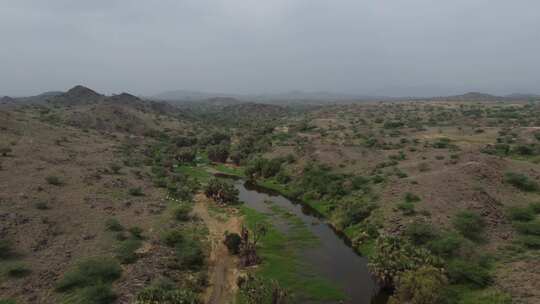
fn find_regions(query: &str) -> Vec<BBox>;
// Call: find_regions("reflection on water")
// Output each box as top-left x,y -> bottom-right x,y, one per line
230,177 -> 388,304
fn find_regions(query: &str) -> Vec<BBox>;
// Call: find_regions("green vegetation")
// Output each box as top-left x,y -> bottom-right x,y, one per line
452,211 -> 486,241
5,263 -> 31,278
204,178 -> 239,205
0,239 -> 13,259
105,218 -> 124,232
128,187 -> 144,196
135,278 -> 199,304
115,238 -> 142,264
504,172 -> 539,192
241,206 -> 344,302
56,257 -> 122,304
46,175 -> 63,186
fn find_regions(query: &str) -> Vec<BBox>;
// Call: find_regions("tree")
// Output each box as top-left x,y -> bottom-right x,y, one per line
207,145 -> 229,163
204,178 -> 239,205
176,147 -> 196,163
389,266 -> 447,304
368,236 -> 442,288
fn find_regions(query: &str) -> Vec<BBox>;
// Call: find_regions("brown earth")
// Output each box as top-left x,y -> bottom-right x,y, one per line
193,193 -> 242,304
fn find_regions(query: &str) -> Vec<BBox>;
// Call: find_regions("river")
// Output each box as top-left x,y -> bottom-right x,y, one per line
229,177 -> 387,304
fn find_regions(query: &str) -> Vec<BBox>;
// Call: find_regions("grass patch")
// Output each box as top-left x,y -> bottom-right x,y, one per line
56,257 -> 121,304
241,206 -> 344,302
176,165 -> 212,183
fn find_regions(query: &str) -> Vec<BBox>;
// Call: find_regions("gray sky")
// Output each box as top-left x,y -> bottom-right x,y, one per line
1,0 -> 539,97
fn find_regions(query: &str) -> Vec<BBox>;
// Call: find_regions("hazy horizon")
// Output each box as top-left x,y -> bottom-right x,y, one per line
1,1 -> 539,97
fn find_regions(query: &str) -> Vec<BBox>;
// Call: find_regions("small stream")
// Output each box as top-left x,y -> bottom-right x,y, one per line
225,175 -> 387,304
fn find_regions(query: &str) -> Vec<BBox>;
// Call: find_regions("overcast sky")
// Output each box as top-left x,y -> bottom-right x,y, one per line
1,0 -> 539,97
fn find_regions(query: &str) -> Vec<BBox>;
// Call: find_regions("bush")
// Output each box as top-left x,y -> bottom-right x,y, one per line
116,239 -> 142,264
78,282 -> 117,304
390,266 -> 447,304
397,202 -> 416,215
518,235 -> 540,249
514,220 -> 540,236
427,232 -> 463,258
404,220 -> 437,245
109,163 -> 122,174
46,176 -> 62,186
136,279 -> 200,304
224,232 -> 242,255
173,204 -> 192,221
529,202 -> 540,214
204,178 -> 239,205
0,299 -> 16,304
405,192 -> 421,203
34,201 -> 49,210
129,187 -> 144,196
162,230 -> 184,247
207,144 -> 229,163
105,218 -> 124,232
452,211 -> 485,241
128,226 -> 144,239
0,239 -> 13,259
6,263 -> 31,278
508,206 -> 535,222
175,239 -> 204,270
504,172 -> 539,192
368,236 -> 442,288
56,257 -> 122,292
446,259 -> 492,287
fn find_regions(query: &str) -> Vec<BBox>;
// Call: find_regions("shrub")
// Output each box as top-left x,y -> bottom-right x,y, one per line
6,263 -> 31,278
224,232 -> 242,255
128,226 -> 144,239
162,230 -> 184,247
105,218 -> 124,232
404,220 -> 437,245
129,187 -> 144,196
207,144 -> 229,163
46,176 -> 62,186
116,239 -> 142,264
34,201 -> 49,210
135,279 -> 199,304
109,163 -> 122,174
390,266 -> 447,304
204,178 -> 239,205
529,202 -> 540,214
446,259 -> 492,287
175,239 -> 204,270
405,192 -> 421,203
427,232 -> 463,258
514,220 -> 540,236
0,147 -> 12,157
452,211 -> 485,241
173,204 -> 192,221
78,282 -> 117,304
0,239 -> 13,259
397,202 -> 416,215
369,236 -> 442,288
508,206 -> 535,222
504,172 -> 539,192
56,257 -> 122,292
518,235 -> 540,249
0,299 -> 16,304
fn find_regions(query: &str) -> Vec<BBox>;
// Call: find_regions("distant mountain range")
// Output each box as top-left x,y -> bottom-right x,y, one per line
3,87 -> 540,106
151,89 -> 540,103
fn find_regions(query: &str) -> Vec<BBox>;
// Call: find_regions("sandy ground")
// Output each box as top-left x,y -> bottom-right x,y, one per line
193,193 -> 242,304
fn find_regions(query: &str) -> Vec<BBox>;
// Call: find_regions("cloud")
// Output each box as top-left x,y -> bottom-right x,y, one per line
1,0 -> 539,96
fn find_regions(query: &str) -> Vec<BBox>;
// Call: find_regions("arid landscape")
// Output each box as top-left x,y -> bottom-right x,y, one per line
2,1 -> 540,303
1,86 -> 540,304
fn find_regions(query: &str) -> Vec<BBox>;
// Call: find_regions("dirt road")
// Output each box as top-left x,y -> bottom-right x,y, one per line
193,193 -> 242,304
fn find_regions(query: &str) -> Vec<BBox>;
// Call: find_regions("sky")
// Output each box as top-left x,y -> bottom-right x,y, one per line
1,0 -> 539,97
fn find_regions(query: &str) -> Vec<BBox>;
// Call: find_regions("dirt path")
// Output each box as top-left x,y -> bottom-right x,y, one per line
193,193 -> 242,304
